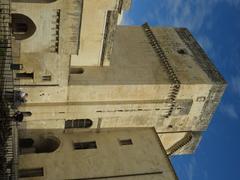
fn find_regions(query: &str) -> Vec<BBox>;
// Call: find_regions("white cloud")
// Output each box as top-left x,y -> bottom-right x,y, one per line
198,35 -> 213,52
186,161 -> 194,180
231,76 -> 240,95
154,0 -> 215,32
186,157 -> 196,180
221,104 -> 239,119
123,0 -> 240,31
223,0 -> 240,7
120,15 -> 135,25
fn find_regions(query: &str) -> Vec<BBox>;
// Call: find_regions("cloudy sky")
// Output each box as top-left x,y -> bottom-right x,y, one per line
122,0 -> 240,179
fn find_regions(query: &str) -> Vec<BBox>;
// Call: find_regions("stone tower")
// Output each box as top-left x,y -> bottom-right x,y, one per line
11,0 -> 226,155
0,0 -> 226,179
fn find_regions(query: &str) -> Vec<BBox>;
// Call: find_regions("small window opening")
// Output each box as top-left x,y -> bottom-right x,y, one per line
16,72 -> 34,79
14,23 -> 28,34
19,168 -> 44,178
119,139 -> 133,146
70,68 -> 84,74
10,64 -> 23,70
73,141 -> 97,150
168,125 -> 173,128
177,49 -> 187,55
42,75 -> 51,81
22,112 -> 32,117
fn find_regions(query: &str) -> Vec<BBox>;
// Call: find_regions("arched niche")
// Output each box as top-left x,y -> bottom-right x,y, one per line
19,136 -> 60,154
12,0 -> 58,3
35,137 -> 60,153
11,13 -> 36,40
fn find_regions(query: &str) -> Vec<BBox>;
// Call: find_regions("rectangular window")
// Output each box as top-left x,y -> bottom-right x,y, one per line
10,64 -> 23,70
14,23 -> 28,34
65,120 -> 73,129
73,141 -> 97,150
16,72 -> 34,79
19,168 -> 44,178
119,139 -> 133,146
42,75 -> 51,81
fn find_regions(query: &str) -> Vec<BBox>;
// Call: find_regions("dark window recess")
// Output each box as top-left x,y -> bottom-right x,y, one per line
35,137 -> 60,153
19,168 -> 44,178
65,119 -> 93,129
119,139 -> 133,146
10,64 -> 23,70
70,68 -> 84,74
73,141 -> 97,150
12,13 -> 36,40
42,75 -> 51,81
177,49 -> 187,55
19,138 -> 34,148
16,72 -> 34,79
168,125 -> 173,129
14,23 -> 28,34
22,111 -> 32,117
117,0 -> 123,13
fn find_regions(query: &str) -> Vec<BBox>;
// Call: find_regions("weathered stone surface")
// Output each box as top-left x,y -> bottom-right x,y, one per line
13,3 -> 225,156
19,128 -> 177,180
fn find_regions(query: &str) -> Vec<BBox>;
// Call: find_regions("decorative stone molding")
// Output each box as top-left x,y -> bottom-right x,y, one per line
142,23 -> 181,118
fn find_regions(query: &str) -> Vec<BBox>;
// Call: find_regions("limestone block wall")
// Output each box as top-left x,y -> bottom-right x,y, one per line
11,0 -> 83,100
11,1 -> 226,156
17,26 -> 225,155
70,0 -> 125,66
18,128 -> 177,180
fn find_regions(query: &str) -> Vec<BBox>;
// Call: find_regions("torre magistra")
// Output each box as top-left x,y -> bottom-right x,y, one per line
0,0 -> 226,179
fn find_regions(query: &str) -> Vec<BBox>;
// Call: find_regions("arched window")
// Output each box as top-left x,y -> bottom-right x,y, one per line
65,119 -> 93,129
12,13 -> 36,40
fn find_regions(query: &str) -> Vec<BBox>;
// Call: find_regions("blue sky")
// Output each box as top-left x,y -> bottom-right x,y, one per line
122,0 -> 240,179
